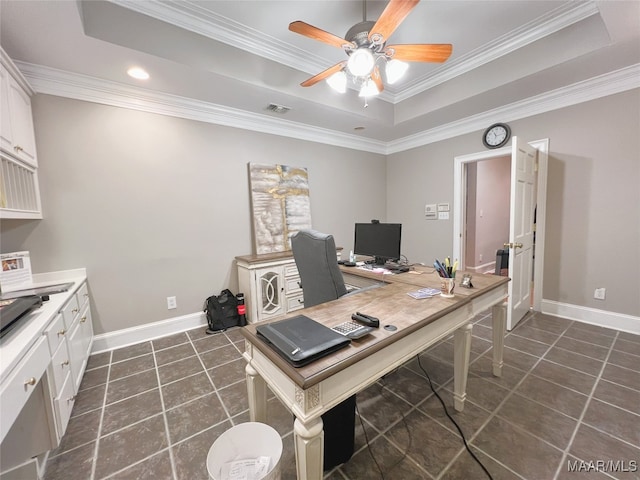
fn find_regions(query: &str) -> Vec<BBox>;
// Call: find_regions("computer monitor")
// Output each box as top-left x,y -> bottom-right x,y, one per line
353,222 -> 402,265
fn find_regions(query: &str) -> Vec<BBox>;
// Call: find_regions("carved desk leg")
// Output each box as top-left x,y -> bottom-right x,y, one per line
245,363 -> 267,423
491,301 -> 507,377
294,416 -> 324,480
453,322 -> 473,412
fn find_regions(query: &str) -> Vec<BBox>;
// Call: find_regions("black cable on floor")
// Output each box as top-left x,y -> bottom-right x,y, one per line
354,381 -> 413,480
416,355 -> 494,480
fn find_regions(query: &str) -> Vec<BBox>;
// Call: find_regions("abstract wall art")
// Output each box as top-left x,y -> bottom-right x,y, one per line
249,163 -> 312,254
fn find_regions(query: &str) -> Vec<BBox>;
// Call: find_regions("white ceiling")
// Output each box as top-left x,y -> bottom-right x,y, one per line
1,0 -> 639,152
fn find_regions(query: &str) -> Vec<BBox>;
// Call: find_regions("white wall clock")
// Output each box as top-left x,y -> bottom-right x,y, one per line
482,123 -> 511,149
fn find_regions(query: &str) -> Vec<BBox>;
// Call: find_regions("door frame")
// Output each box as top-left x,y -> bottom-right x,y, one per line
453,138 -> 549,313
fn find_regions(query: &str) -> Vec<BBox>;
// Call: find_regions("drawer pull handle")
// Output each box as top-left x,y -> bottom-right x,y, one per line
298,299 -> 303,303
72,308 -> 78,314
80,316 -> 87,323
62,360 -> 69,366
24,377 -> 37,386
84,293 -> 89,298
58,329 -> 66,336
67,395 -> 76,403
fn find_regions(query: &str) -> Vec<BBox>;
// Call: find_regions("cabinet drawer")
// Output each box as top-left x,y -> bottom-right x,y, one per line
286,294 -> 305,312
48,341 -> 71,398
284,264 -> 299,277
76,282 -> 89,309
43,313 -> 67,355
54,372 -> 75,437
284,276 -> 302,294
60,295 -> 79,329
0,336 -> 49,443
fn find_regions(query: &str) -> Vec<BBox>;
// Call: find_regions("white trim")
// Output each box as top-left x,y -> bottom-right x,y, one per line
16,61 -> 640,155
453,145 -> 511,271
17,62 -> 387,155
387,64 -> 640,154
396,1 -> 599,101
112,0 -> 597,104
529,138 -> 549,313
91,311 -> 207,354
541,300 -> 640,335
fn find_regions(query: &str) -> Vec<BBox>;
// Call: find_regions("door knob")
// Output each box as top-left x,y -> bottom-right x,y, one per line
504,242 -> 523,249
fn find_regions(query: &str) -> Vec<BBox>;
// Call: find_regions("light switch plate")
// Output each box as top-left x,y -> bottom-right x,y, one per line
425,204 -> 437,219
437,203 -> 450,212
438,212 -> 449,220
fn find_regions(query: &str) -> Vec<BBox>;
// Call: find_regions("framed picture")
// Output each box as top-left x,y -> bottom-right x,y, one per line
461,274 -> 473,288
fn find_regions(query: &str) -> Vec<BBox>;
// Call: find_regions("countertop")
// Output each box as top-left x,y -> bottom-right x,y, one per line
0,268 -> 87,383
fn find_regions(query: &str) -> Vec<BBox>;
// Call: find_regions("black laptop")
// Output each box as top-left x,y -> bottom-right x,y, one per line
256,315 -> 351,367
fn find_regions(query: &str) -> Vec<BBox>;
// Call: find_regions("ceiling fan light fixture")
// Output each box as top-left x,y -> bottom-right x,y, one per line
347,48 -> 375,77
326,70 -> 347,93
358,78 -> 380,97
385,59 -> 408,84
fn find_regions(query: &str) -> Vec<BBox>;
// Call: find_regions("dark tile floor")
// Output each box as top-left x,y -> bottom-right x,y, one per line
44,312 -> 640,480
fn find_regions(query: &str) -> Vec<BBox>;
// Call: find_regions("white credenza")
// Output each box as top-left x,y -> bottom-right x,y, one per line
236,252 -> 305,324
0,47 -> 42,219
236,249 -> 343,324
0,270 -> 93,479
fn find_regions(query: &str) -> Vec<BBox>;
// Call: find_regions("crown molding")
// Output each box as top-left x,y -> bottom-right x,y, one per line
396,1 -> 600,102
16,62 -> 387,155
17,61 -> 639,155
109,0 -> 599,106
387,63 -> 640,154
110,0 -> 328,77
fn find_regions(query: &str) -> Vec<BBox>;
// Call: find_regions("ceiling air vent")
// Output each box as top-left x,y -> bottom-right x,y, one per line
265,103 -> 291,114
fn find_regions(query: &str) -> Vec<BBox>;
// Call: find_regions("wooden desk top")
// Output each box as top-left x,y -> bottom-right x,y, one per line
241,266 -> 509,389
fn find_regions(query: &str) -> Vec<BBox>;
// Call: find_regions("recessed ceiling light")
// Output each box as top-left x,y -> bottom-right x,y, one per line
127,67 -> 149,80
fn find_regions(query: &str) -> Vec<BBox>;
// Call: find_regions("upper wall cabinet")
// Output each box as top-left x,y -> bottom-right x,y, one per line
0,52 -> 37,167
0,48 -> 41,219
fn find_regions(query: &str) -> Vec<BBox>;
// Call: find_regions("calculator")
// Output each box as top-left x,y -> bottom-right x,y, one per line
331,321 -> 374,339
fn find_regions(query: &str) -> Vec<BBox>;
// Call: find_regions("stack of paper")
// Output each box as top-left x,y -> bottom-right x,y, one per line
407,288 -> 441,299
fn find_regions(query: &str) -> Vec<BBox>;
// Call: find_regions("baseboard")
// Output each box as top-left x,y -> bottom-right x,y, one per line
541,299 -> 640,335
91,311 -> 208,354
467,261 -> 496,274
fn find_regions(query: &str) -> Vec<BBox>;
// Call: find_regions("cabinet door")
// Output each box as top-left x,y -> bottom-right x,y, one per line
255,266 -> 284,320
0,64 -> 13,153
6,75 -> 37,167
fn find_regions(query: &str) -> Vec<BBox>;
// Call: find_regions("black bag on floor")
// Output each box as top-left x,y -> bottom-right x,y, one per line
204,289 -> 244,333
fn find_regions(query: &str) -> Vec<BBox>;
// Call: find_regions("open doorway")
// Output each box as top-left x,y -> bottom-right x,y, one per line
453,138 -> 549,329
464,155 -> 511,275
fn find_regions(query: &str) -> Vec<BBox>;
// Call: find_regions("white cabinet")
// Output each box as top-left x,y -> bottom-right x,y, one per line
0,272 -> 93,478
236,250 -> 338,323
236,252 -> 305,324
0,52 -> 37,167
0,47 -> 41,219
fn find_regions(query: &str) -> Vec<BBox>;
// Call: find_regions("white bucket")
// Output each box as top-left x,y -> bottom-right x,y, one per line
206,422 -> 282,480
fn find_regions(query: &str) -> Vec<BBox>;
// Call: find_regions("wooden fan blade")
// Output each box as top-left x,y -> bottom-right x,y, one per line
289,21 -> 353,49
368,0 -> 420,44
386,44 -> 453,62
300,62 -> 346,87
371,66 -> 384,93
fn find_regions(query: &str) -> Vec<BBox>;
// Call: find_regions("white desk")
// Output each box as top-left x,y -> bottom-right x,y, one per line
241,268 -> 508,480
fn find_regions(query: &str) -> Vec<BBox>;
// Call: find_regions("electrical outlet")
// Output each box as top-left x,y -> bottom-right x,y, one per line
594,288 -> 606,300
167,296 -> 177,309
479,253 -> 483,262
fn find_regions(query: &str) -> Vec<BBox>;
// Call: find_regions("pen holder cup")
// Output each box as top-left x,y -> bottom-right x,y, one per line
440,278 -> 455,298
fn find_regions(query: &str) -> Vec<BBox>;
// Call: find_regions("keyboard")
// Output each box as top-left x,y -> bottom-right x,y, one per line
331,321 -> 374,339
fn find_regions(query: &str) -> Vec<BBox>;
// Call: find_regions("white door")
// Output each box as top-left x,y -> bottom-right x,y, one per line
506,137 -> 537,330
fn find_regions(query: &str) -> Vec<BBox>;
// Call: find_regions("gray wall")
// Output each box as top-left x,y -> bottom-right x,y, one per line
0,95 -> 386,335
1,89 -> 638,335
387,88 -> 640,317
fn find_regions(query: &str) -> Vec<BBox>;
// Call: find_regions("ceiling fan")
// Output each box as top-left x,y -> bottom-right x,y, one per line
289,0 -> 452,98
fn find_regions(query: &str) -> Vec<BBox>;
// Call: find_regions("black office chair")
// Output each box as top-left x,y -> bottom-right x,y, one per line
290,229 -> 355,469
